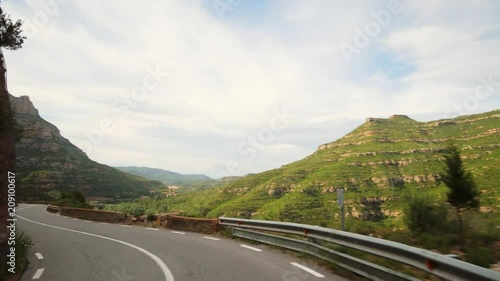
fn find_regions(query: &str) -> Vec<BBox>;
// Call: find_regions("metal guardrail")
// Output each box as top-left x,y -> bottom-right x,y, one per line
219,217 -> 500,281
233,228 -> 418,281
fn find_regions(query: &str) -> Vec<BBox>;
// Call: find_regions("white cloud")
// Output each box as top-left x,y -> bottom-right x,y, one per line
383,22 -> 500,116
3,0 -> 499,176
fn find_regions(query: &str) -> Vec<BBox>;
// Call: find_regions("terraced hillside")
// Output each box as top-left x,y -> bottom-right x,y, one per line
165,111 -> 499,227
10,95 -> 164,201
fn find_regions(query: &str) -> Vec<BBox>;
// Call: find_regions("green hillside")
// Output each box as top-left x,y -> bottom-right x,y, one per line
161,111 -> 499,227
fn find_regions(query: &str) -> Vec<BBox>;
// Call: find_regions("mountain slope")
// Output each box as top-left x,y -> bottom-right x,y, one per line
10,95 -> 163,201
114,166 -> 210,186
165,111 -> 499,226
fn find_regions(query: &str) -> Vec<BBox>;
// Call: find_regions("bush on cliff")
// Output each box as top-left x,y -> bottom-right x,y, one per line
54,191 -> 92,209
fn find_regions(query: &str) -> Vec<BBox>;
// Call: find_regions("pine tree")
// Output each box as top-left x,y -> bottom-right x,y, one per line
441,145 -> 479,244
0,3 -> 25,50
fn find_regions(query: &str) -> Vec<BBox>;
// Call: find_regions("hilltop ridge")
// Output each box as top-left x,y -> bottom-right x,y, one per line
365,114 -> 414,123
164,110 -> 499,225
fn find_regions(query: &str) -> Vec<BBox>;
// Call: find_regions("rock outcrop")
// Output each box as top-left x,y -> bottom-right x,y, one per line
9,95 -> 38,115
389,114 -> 411,120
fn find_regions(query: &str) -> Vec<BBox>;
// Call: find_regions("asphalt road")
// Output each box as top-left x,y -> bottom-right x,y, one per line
16,204 -> 348,281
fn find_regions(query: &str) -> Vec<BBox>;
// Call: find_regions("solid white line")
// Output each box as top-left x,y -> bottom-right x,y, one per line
203,236 -> 220,241
100,222 -> 110,225
32,268 -> 44,279
72,218 -> 79,221
34,253 -> 44,260
240,244 -> 262,252
171,231 -> 185,235
147,228 -> 159,231
17,215 -> 175,281
290,262 -> 325,278
121,225 -> 132,227
16,205 -> 36,211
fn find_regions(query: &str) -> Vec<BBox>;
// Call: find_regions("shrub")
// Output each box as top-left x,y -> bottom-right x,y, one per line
129,205 -> 145,216
465,246 -> 495,268
347,220 -> 376,235
403,193 -> 448,234
418,232 -> 459,253
15,233 -> 34,272
1,232 -> 34,279
55,191 -> 92,208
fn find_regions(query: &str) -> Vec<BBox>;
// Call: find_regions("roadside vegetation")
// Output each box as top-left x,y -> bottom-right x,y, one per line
51,191 -> 93,209
0,233 -> 34,281
401,145 -> 496,267
106,195 -> 169,216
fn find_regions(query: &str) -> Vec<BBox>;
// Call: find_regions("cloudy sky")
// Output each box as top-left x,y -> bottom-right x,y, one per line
3,0 -> 500,178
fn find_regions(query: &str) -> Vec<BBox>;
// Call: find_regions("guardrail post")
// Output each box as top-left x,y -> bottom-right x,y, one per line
425,259 -> 436,271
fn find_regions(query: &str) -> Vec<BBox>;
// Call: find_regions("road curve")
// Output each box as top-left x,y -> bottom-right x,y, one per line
17,204 -> 347,281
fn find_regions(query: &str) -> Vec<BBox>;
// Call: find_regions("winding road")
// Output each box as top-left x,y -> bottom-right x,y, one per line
16,204 -> 347,281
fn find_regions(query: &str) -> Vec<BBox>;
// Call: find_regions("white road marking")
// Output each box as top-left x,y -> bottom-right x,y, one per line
240,244 -> 262,252
72,218 -> 79,221
17,214 -> 175,281
121,225 -> 133,227
290,262 -> 325,278
147,228 -> 159,231
32,268 -> 44,279
34,253 -> 44,260
171,231 -> 185,235
203,236 -> 220,241
100,222 -> 110,225
16,205 -> 36,211
84,220 -> 91,223
63,216 -> 69,219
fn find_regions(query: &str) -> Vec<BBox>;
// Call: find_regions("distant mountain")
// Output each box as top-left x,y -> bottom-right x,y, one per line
114,166 -> 211,187
166,111 -> 500,226
176,176 -> 241,193
10,94 -> 163,201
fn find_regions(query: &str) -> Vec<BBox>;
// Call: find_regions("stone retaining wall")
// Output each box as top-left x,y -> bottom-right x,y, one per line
165,215 -> 219,233
58,207 -> 126,223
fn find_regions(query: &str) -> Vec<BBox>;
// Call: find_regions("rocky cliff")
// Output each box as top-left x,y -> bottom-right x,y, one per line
10,95 -> 38,115
0,51 -> 16,268
10,94 -> 163,201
